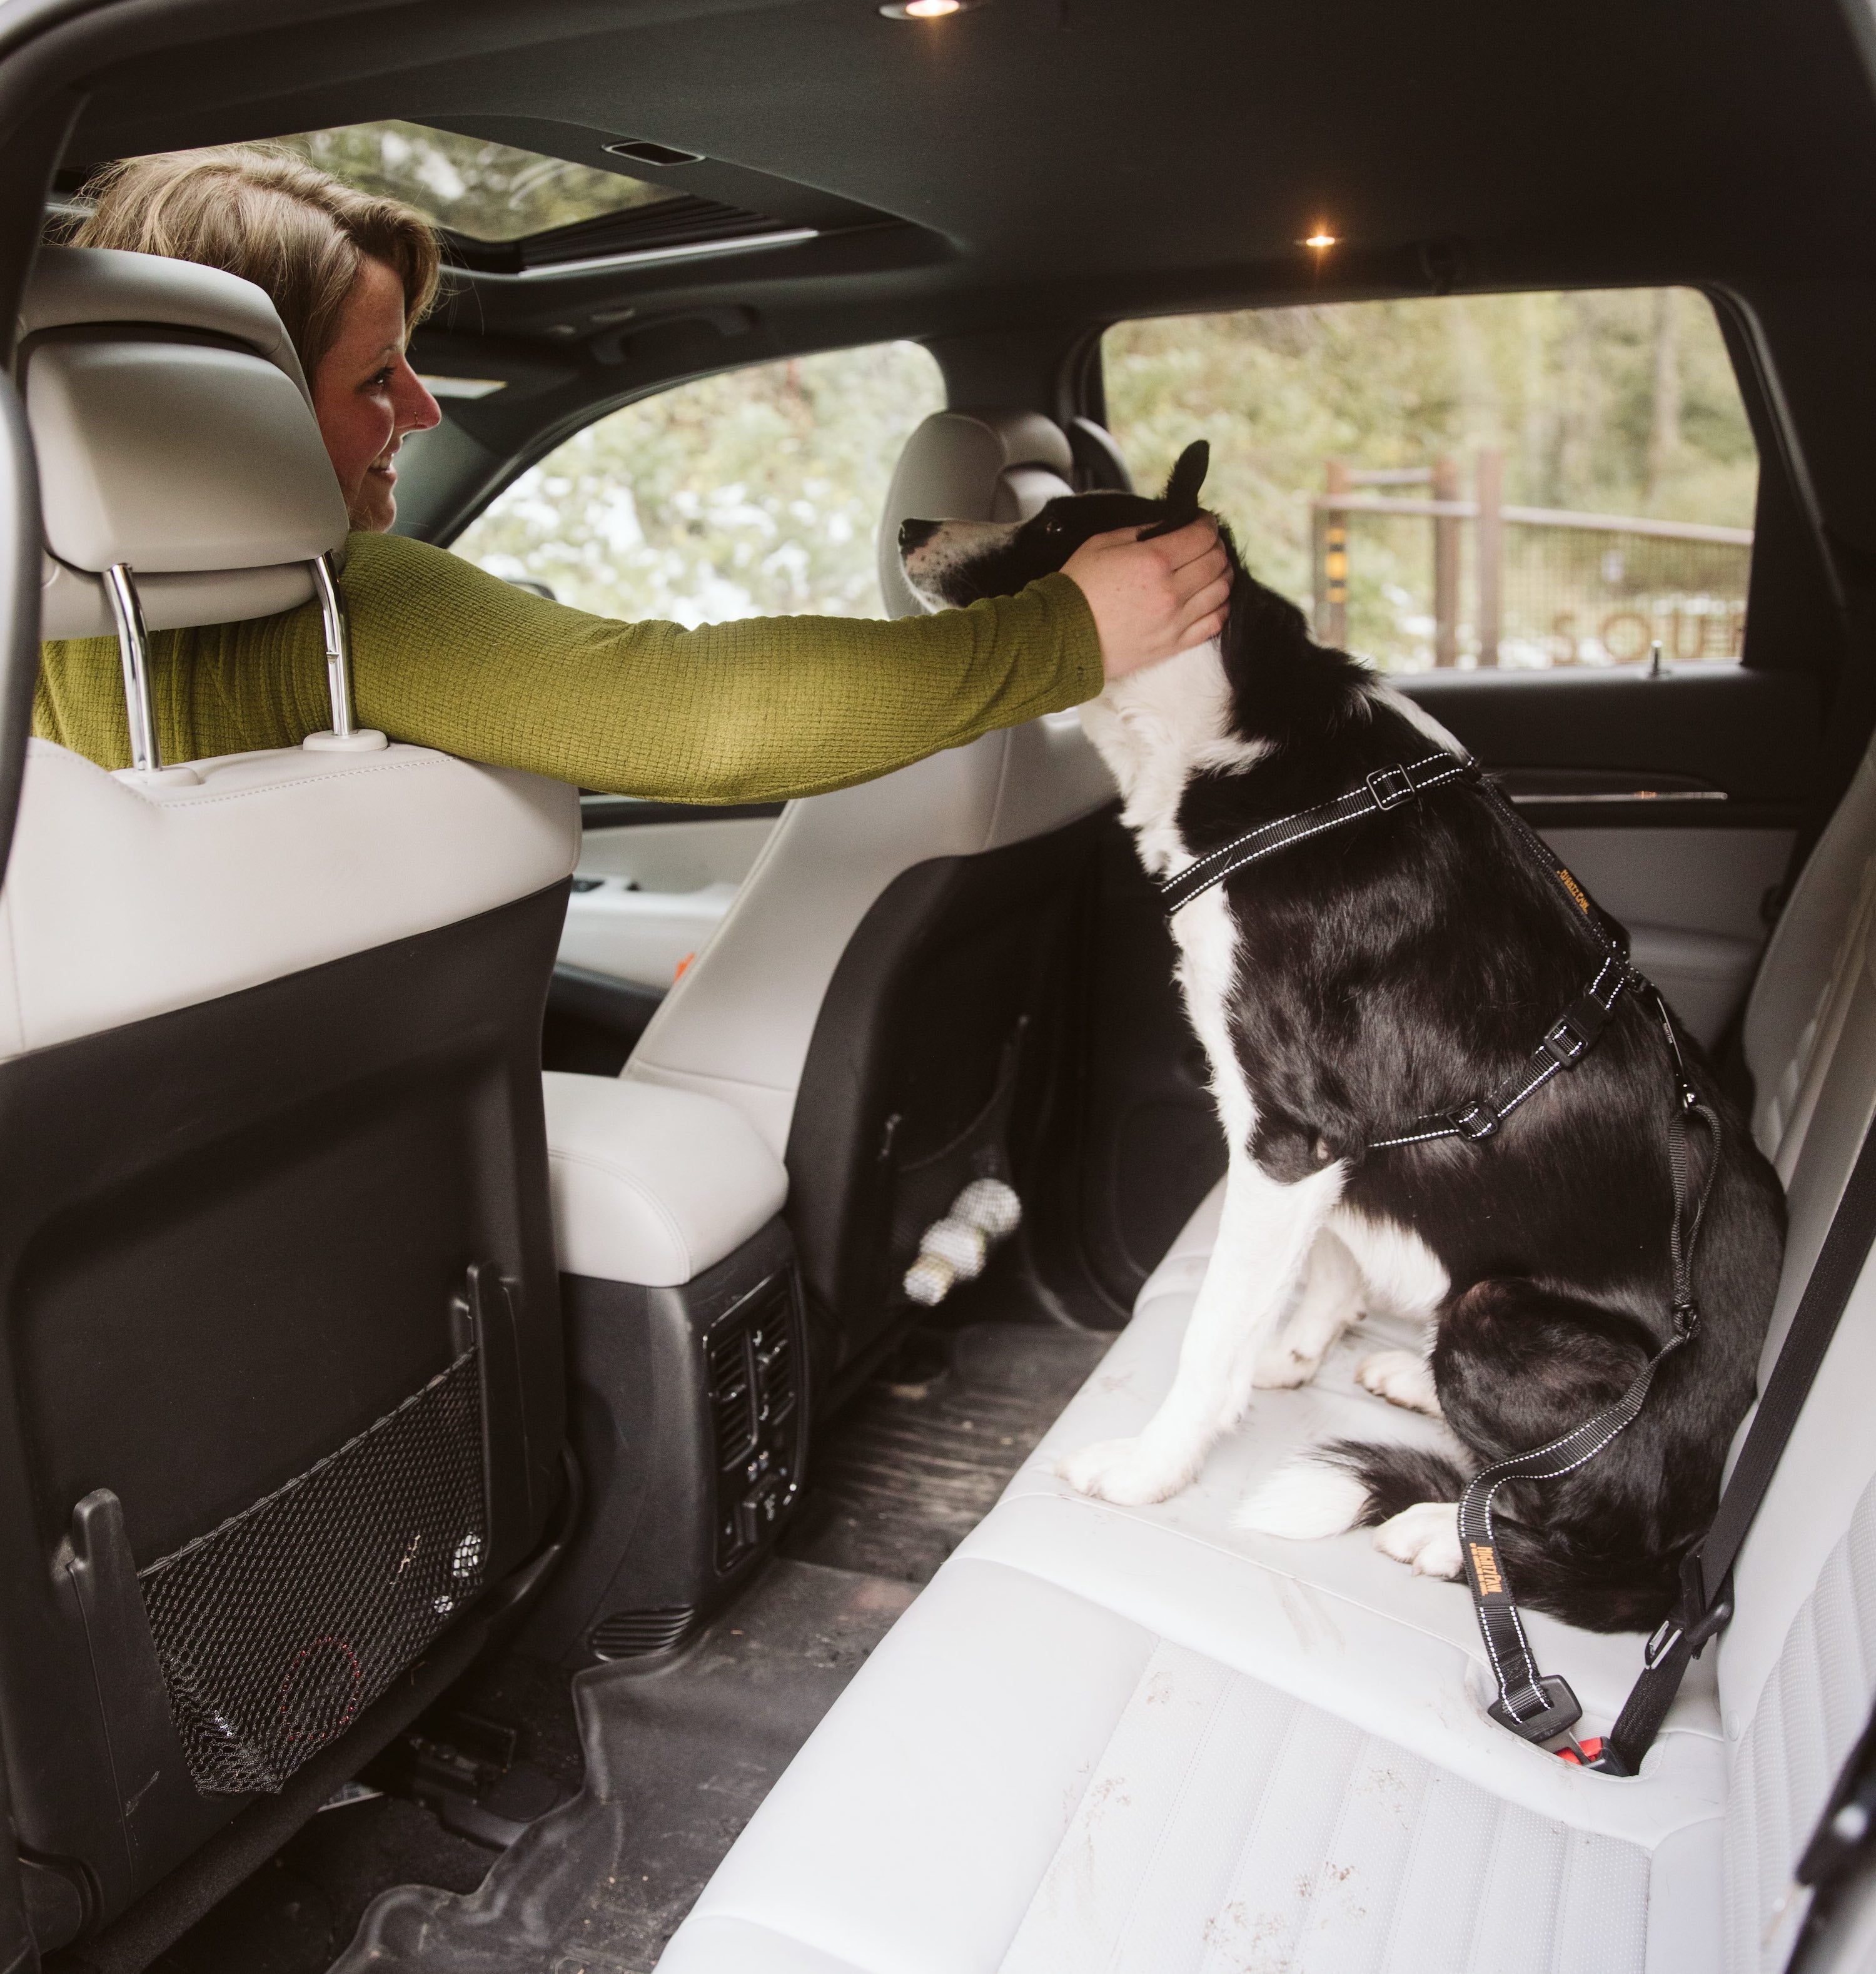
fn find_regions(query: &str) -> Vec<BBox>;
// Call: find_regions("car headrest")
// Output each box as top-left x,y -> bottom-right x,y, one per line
20,246 -> 348,642
876,409 -> 1077,619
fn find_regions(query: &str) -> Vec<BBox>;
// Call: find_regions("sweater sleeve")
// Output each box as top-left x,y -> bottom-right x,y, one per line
34,532 -> 1107,799
346,534 -> 1102,801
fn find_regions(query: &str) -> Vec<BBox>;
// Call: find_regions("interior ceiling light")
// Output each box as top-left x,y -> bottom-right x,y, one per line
605,139 -> 704,167
880,0 -> 978,18
1301,229 -> 1339,250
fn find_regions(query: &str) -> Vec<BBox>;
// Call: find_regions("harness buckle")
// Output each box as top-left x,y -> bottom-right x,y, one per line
1449,1098 -> 1501,1141
1365,764 -> 1417,811
1540,1014 -> 1593,1067
1488,1674 -> 1583,1743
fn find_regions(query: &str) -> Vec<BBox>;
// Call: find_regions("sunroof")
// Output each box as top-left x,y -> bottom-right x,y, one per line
277,120 -> 680,243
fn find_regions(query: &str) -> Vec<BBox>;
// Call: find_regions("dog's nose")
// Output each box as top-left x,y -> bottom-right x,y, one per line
899,518 -> 941,552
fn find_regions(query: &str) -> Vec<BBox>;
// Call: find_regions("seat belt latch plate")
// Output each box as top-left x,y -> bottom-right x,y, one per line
1366,764 -> 1416,811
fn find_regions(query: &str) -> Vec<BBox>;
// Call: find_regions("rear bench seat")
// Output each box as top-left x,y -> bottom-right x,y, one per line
657,739 -> 1876,1974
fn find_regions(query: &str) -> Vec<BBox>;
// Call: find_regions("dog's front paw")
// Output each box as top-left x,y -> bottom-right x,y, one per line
1356,1349 -> 1443,1417
1056,1436 -> 1195,1506
1372,1501 -> 1463,1578
1236,1459 -> 1368,1539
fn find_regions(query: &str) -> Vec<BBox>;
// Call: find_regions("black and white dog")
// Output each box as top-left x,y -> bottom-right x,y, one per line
900,443 -> 1785,1632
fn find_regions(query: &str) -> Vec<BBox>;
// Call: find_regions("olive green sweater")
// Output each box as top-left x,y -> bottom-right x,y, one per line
34,532 -> 1104,801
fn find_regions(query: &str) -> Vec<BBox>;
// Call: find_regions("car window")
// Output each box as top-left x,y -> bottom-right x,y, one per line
453,342 -> 945,622
1104,290 -> 1757,673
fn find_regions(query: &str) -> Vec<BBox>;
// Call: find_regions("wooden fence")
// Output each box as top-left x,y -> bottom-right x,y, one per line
1311,452 -> 1754,668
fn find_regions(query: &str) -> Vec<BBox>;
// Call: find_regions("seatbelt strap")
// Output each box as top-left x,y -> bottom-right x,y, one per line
1600,1107 -> 1876,1776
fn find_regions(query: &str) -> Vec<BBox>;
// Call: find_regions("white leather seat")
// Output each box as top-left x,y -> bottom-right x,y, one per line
658,720 -> 1876,1969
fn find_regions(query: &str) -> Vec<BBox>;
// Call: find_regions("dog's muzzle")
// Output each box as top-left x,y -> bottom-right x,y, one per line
898,518 -> 941,552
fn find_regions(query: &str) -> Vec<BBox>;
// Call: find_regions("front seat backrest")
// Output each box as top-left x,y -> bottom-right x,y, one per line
625,408 -> 1112,1395
0,248 -> 577,1943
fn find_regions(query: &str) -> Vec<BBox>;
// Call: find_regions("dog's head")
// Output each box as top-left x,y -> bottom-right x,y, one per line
898,439 -> 1214,610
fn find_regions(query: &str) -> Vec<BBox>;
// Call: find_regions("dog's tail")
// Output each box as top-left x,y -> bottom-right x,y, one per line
1323,1439 -> 1682,1634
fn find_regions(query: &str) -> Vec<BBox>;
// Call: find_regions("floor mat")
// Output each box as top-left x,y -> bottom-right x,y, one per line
782,1319 -> 1112,1584
326,1559 -> 915,1974
149,1654 -> 584,1974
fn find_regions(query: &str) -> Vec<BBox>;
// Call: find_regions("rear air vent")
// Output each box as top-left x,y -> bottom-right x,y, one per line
755,1318 -> 796,1429
588,1606 -> 698,1658
708,1326 -> 757,1471
705,1272 -> 807,1572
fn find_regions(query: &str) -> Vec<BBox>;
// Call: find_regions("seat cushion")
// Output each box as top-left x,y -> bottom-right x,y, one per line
658,1181 -> 1728,1974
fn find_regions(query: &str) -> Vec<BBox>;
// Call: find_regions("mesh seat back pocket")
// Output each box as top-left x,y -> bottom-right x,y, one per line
138,1349 -> 488,1795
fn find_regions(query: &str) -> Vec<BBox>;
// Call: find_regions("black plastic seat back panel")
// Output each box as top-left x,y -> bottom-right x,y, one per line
784,812 -> 1108,1391
0,881 -> 567,1926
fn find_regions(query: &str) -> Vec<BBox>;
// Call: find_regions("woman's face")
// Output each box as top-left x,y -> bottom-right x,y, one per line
311,254 -> 441,532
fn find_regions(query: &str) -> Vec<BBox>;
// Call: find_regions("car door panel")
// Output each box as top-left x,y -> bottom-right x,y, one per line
563,809 -> 779,991
1403,666 -> 1817,1047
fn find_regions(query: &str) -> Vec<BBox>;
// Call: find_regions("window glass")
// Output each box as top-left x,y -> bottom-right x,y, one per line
454,343 -> 945,622
279,121 -> 675,242
1104,291 -> 1757,671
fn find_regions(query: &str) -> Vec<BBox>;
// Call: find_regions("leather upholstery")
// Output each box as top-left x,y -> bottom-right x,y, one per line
0,739 -> 578,1060
622,718 -> 1114,1155
874,408 -> 1076,619
659,724 -> 1876,1967
19,245 -> 312,398
542,1070 -> 787,1285
20,246 -> 347,638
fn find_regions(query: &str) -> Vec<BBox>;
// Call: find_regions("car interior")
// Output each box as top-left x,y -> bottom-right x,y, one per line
0,2 -> 1872,1971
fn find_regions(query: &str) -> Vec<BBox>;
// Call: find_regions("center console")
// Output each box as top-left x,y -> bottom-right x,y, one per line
518,1073 -> 807,1664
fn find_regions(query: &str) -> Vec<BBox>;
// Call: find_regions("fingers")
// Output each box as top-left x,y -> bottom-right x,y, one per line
1173,607 -> 1228,655
1147,515 -> 1223,571
1177,572 -> 1232,634
1170,542 -> 1231,605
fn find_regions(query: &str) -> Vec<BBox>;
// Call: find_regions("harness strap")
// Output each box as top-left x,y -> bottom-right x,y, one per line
1465,1023 -> 1721,1753
1157,752 -> 1470,914
1370,956 -> 1633,1148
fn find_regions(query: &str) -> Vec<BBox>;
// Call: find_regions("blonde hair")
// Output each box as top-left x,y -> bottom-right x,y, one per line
67,146 -> 442,380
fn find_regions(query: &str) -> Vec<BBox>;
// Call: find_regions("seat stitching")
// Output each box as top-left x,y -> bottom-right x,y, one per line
118,756 -> 465,813
548,1147 -> 692,1274
1099,1651 -> 1259,1974
1192,1694 -> 1319,1974
1371,1745 -> 1440,1974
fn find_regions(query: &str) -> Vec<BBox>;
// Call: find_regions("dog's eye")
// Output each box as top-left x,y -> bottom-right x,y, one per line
1041,514 -> 1064,536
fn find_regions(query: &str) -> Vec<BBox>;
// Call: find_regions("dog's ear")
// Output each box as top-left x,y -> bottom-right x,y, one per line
1162,440 -> 1209,516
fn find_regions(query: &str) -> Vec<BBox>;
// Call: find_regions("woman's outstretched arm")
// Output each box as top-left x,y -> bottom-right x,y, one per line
343,534 -> 1105,800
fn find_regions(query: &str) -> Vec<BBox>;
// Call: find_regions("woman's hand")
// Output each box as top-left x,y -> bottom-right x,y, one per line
1062,517 -> 1231,682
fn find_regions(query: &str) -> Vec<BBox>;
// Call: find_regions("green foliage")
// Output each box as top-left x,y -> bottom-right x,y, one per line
280,121 -> 672,243
1105,290 -> 1757,668
454,343 -> 945,624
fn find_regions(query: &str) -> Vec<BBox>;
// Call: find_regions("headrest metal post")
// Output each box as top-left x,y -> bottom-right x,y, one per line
102,562 -> 159,774
310,554 -> 355,740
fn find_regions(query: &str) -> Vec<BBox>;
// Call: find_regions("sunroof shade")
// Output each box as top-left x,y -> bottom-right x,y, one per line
278,120 -> 678,243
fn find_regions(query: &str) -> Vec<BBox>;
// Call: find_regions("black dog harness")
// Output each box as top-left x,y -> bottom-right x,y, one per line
1159,747 -> 1722,1768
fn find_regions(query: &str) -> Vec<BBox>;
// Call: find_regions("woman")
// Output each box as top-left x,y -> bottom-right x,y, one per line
36,148 -> 1228,800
